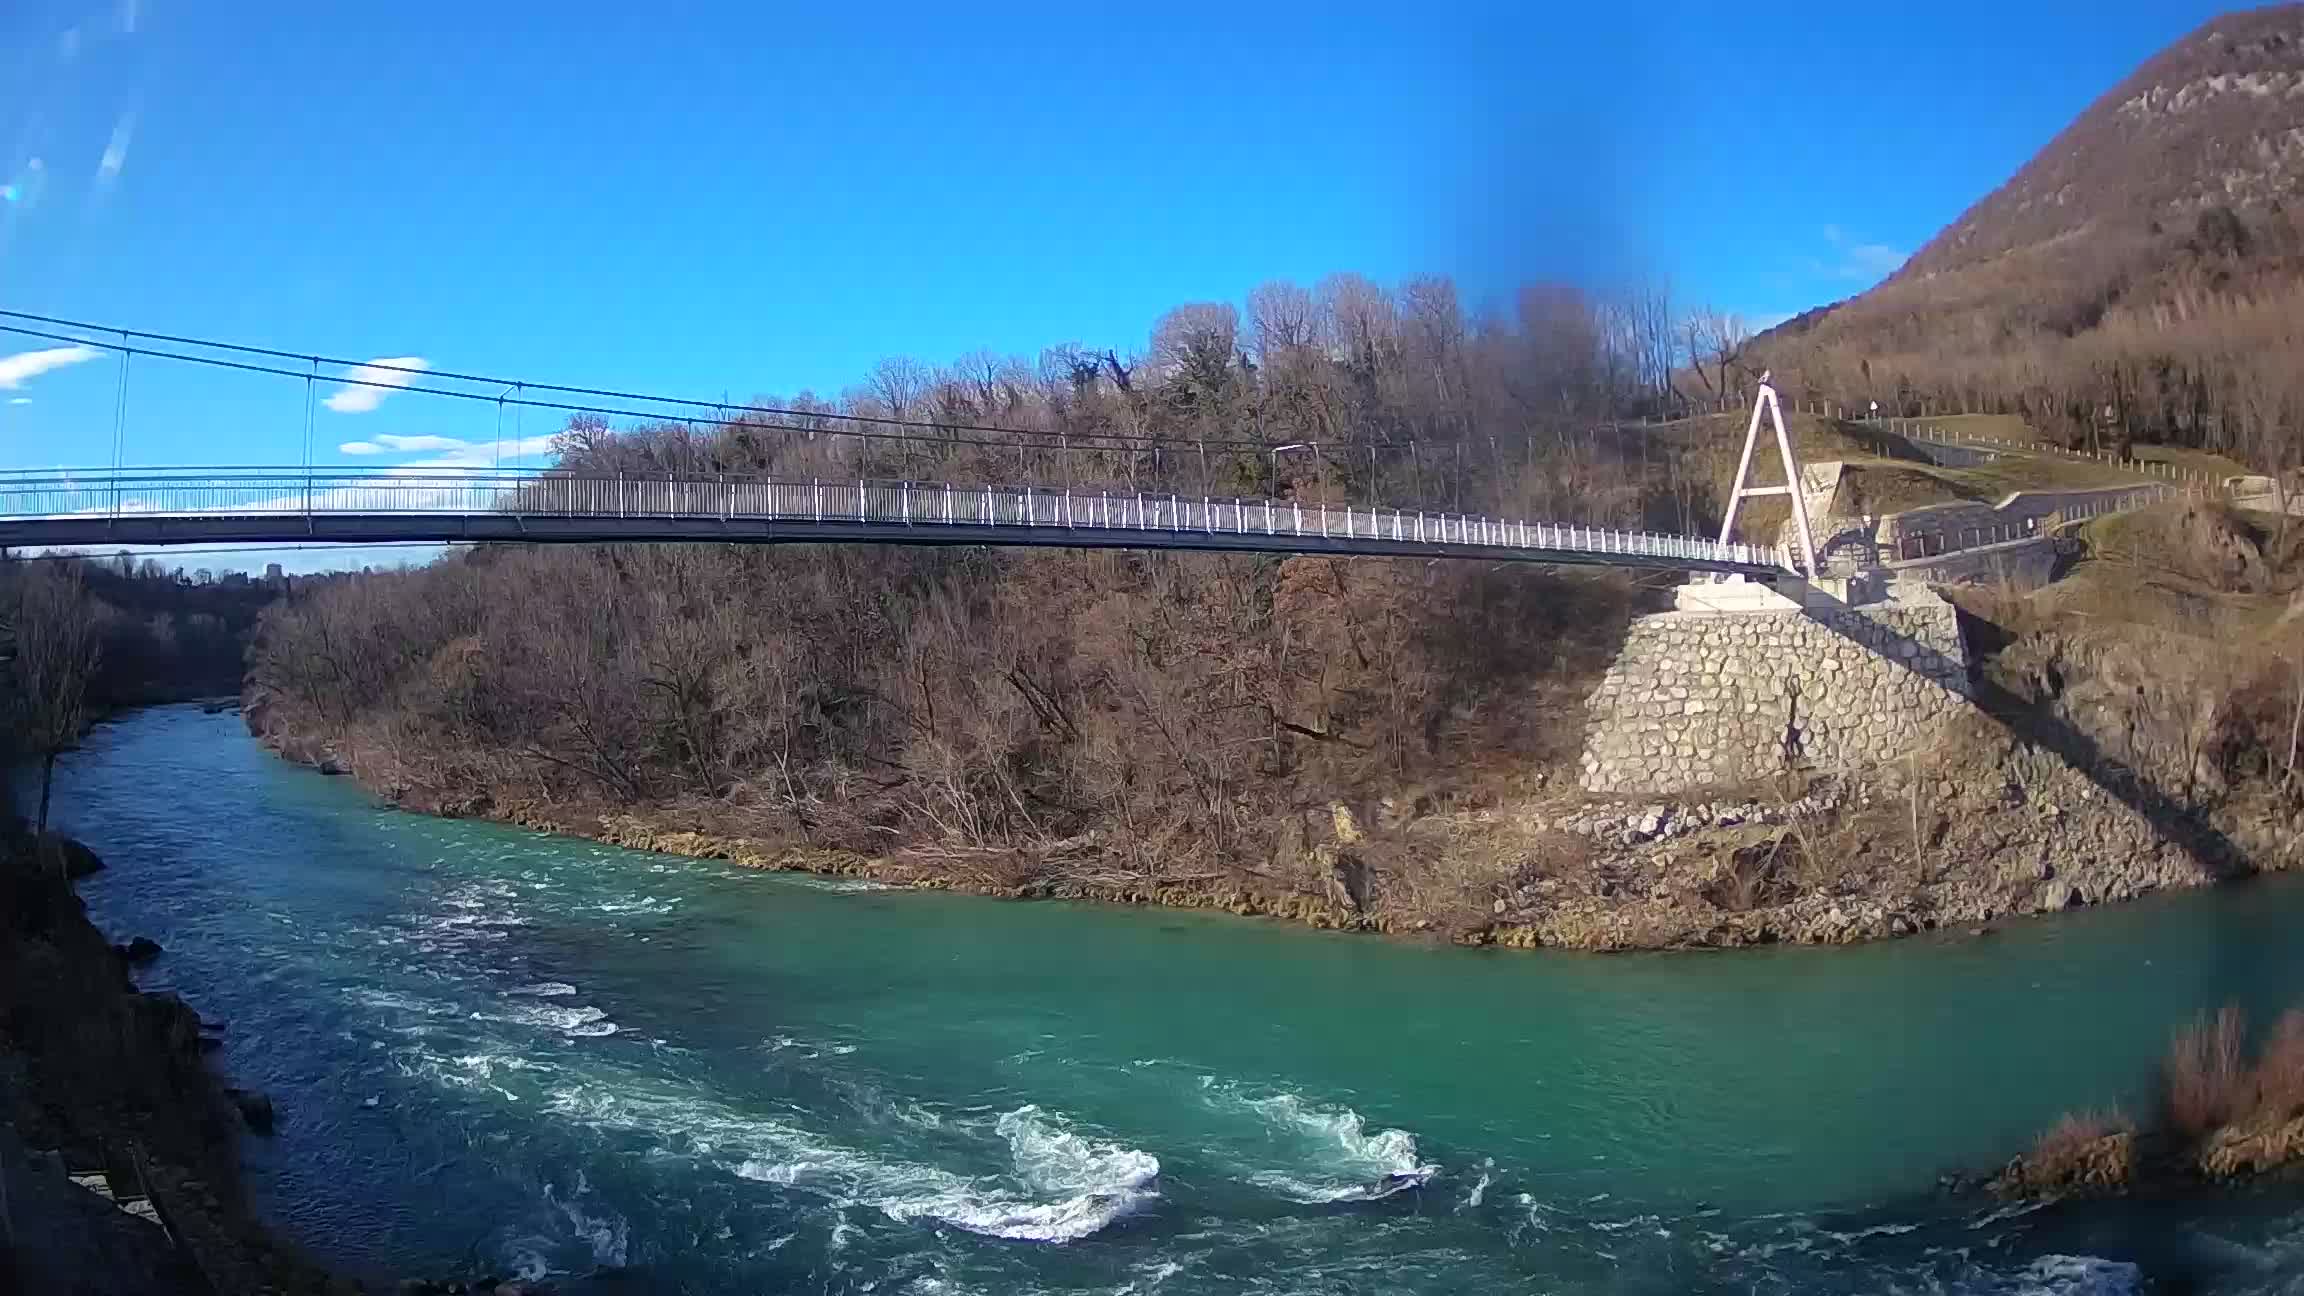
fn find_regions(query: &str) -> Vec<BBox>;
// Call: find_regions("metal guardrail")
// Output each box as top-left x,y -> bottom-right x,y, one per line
1876,483 -> 2181,565
0,467 -> 1786,573
1874,424 -> 2220,489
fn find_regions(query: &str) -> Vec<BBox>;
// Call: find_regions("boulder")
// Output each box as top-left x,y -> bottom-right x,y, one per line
38,834 -> 104,879
2198,1113 -> 2304,1179
225,1087 -> 276,1135
120,936 -> 163,965
316,756 -> 348,776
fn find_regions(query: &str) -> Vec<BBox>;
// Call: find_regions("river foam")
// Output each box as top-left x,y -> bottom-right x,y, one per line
1200,1080 -> 1437,1202
545,1073 -> 1156,1244
738,1104 -> 1159,1244
2004,1255 -> 2143,1296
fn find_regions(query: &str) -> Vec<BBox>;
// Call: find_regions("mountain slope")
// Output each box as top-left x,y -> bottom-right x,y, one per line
1910,5 -> 2304,278
1754,7 -> 2304,467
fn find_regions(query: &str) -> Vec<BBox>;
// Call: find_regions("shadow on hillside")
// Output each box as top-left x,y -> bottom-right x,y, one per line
1789,582 -> 2246,880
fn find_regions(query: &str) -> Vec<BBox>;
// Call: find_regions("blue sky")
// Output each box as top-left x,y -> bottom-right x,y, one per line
0,0 -> 2248,567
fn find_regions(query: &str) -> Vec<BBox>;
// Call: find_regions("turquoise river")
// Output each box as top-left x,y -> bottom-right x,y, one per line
34,706 -> 2304,1294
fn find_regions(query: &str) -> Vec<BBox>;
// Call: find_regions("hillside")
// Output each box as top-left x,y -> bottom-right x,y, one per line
1910,5 -> 2304,278
1755,6 -> 2304,471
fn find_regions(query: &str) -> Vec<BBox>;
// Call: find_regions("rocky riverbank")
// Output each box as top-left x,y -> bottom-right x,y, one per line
0,827 -> 344,1294
0,826 -> 545,1295
251,690 -> 2302,953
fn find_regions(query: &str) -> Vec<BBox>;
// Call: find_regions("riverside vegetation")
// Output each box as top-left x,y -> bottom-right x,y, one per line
1992,1003 -> 2304,1197
237,275 -> 2304,952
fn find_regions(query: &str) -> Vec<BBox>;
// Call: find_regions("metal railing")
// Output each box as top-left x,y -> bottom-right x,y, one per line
1883,482 -> 2178,562
1878,424 -> 2222,491
0,466 -> 1783,572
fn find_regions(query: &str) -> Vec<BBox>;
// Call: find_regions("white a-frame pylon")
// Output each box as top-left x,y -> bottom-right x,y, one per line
1716,376 -> 1818,577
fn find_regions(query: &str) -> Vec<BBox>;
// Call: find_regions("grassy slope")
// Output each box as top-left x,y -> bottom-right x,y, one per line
2035,505 -> 2304,641
1894,413 -> 2255,483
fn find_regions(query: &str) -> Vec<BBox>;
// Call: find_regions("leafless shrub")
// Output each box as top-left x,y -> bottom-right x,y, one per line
2165,1005 -> 2252,1136
2253,1008 -> 2304,1119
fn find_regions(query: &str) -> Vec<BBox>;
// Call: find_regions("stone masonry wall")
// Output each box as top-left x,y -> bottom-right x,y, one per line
1578,594 -> 1972,795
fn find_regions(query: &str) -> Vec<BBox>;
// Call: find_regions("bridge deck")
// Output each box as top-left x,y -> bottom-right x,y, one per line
0,469 -> 1785,576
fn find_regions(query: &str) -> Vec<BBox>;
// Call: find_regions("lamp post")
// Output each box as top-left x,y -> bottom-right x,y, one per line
1269,442 -> 1310,497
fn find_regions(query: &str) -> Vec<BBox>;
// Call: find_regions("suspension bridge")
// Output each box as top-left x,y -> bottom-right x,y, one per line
0,466 -> 1784,575
0,308 -> 1806,576
0,311 -> 2191,579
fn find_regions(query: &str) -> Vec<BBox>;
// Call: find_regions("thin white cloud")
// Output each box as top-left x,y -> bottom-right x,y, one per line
323,355 -> 429,413
0,344 -> 102,389
402,434 -> 560,468
339,433 -> 465,454
96,113 -> 134,183
1844,243 -> 1907,277
1820,226 -> 1907,281
336,432 -> 558,466
8,396 -> 32,405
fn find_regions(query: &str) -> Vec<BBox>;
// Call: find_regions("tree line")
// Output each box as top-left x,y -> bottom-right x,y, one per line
249,272 -> 1710,928
3,555 -> 278,838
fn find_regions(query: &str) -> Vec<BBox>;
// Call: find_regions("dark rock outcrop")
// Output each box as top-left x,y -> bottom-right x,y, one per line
224,1088 -> 276,1135
1,833 -> 338,1292
39,833 -> 105,879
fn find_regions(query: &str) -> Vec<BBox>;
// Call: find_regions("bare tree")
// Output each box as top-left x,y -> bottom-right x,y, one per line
1318,272 -> 1398,373
869,356 -> 933,424
1150,303 -> 1241,383
1401,274 -> 1468,406
1626,281 -> 1676,405
7,562 -> 104,841
1247,280 -> 1318,360
1681,308 -> 1752,408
